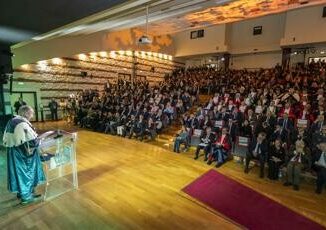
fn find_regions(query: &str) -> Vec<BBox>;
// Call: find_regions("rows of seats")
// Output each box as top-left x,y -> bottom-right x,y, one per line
173,61 -> 326,194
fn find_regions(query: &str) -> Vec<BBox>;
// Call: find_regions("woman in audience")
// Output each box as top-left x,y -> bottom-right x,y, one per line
208,127 -> 232,168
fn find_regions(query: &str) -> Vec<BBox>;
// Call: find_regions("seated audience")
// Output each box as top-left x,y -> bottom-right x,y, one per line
268,139 -> 286,180
174,126 -> 190,153
207,127 -> 232,168
244,132 -> 268,178
283,140 -> 311,191
313,139 -> 326,194
194,126 -> 216,161
73,61 -> 326,193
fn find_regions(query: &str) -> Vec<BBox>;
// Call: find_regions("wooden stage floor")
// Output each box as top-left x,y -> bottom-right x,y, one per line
0,122 -> 326,229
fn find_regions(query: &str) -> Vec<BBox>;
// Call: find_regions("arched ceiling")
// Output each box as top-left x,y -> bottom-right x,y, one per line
3,0 -> 325,47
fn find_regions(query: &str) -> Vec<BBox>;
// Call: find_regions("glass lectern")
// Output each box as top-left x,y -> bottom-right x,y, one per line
39,130 -> 78,201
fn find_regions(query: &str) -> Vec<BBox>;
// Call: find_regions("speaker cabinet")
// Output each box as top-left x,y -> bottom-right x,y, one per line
0,45 -> 13,84
253,26 -> 262,35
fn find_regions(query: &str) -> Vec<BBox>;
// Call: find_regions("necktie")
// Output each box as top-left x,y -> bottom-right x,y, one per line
283,119 -> 287,129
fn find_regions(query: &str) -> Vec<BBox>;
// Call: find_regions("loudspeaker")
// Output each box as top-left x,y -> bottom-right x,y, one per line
323,6 -> 326,18
253,26 -> 262,35
0,45 -> 13,84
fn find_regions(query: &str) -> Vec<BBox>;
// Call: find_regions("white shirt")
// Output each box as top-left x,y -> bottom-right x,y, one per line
317,152 -> 326,168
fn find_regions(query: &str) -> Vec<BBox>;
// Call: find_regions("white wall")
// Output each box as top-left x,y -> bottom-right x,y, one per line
173,24 -> 228,57
227,13 -> 285,54
281,4 -> 326,46
230,51 -> 282,69
12,28 -> 175,67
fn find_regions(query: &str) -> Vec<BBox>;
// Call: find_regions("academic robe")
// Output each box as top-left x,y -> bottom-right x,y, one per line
3,116 -> 45,200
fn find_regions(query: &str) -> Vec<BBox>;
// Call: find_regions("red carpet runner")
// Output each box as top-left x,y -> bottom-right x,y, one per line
182,169 -> 324,230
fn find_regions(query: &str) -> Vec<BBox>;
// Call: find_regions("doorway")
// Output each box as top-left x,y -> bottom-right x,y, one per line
10,91 -> 38,122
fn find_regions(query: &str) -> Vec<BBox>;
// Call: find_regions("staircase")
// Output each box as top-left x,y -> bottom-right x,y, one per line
148,94 -> 212,150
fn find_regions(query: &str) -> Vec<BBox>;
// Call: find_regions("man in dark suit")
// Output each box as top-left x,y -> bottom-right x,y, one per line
270,124 -> 288,143
277,113 -> 294,133
14,97 -> 26,114
311,114 -> 325,134
194,127 -> 216,161
129,115 -> 146,141
48,98 -> 58,121
217,107 -> 230,123
313,139 -> 326,194
244,132 -> 269,178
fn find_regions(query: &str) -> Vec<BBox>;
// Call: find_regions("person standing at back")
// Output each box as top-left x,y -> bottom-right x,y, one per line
48,98 -> 58,121
14,97 -> 26,114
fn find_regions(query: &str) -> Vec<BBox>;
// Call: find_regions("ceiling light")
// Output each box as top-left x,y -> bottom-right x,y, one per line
37,60 -> 47,65
52,58 -> 62,65
37,60 -> 47,70
21,64 -> 29,69
110,51 -> 117,58
99,51 -> 108,57
78,54 -> 87,60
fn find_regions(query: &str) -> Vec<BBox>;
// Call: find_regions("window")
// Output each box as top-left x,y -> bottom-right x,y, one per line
190,29 -> 205,39
190,31 -> 198,39
197,29 -> 204,38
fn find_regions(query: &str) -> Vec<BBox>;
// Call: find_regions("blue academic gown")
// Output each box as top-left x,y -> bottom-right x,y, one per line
3,116 -> 45,200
